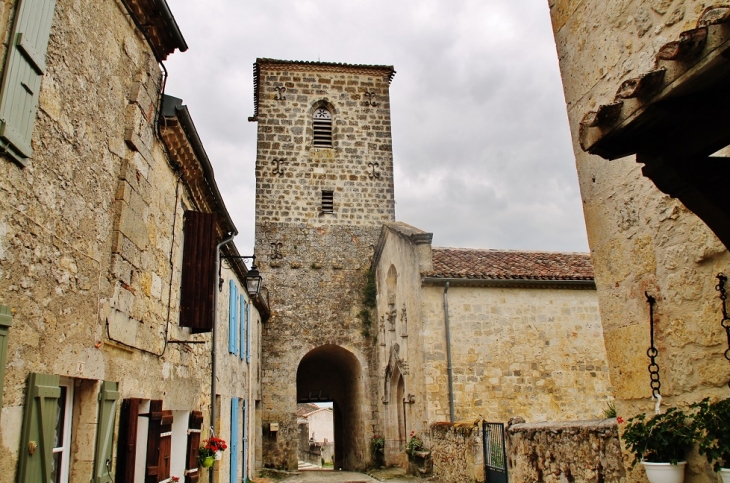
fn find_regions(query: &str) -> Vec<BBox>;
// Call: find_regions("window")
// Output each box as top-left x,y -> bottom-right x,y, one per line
18,375 -> 118,483
313,107 -> 332,148
51,379 -> 73,483
322,190 -> 334,213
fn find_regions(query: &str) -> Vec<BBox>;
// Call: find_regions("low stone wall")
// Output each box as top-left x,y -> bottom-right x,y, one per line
430,421 -> 484,483
507,419 -> 626,483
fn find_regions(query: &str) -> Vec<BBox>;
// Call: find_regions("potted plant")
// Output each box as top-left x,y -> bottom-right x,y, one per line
692,397 -> 730,482
371,434 -> 385,467
198,436 -> 228,468
405,431 -> 424,456
620,407 -> 697,483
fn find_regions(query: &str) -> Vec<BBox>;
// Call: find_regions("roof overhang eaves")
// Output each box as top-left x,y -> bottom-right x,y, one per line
121,0 -> 188,61
580,8 -> 730,160
160,95 -> 237,237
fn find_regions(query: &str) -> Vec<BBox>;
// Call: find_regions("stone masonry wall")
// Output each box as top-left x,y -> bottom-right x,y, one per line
422,284 -> 613,423
507,419 -> 625,483
255,61 -> 396,471
430,421 -> 484,483
550,1 -> 730,482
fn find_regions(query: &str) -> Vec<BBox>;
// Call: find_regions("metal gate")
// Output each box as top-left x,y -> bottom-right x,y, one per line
482,421 -> 508,483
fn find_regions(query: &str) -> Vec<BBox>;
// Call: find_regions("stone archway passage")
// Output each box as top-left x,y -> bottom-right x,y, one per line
296,345 -> 364,471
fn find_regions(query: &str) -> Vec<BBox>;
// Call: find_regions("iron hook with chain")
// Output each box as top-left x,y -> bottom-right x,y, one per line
714,274 -> 730,388
645,292 -> 662,404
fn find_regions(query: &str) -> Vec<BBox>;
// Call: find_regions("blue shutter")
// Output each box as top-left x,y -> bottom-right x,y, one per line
246,302 -> 251,364
240,297 -> 246,361
228,280 -> 237,355
230,398 -> 239,482
242,399 -> 248,481
0,0 -> 57,164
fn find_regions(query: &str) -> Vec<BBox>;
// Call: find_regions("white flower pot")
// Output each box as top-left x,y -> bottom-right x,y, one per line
215,451 -> 222,461
641,461 -> 686,483
719,468 -> 730,483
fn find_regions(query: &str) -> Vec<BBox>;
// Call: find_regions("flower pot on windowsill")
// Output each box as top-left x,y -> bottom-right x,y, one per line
201,456 -> 215,468
641,461 -> 686,483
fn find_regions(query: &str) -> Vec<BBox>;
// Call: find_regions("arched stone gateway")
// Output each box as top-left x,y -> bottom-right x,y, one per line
297,345 -> 364,470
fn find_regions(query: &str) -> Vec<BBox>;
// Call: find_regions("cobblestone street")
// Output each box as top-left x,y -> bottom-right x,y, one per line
254,467 -> 423,483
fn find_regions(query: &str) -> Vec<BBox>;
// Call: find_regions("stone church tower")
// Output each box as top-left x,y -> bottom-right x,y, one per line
250,59 -> 396,470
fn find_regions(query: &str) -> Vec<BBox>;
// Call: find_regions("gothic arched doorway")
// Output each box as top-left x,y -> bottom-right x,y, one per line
296,345 -> 364,470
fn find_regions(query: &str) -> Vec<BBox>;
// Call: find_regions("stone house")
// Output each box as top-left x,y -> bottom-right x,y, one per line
549,1 -> 730,482
0,1 -> 264,482
372,221 -> 613,465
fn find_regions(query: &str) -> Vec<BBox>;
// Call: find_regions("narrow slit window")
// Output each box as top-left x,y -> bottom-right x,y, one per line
313,107 -> 332,148
322,190 -> 334,213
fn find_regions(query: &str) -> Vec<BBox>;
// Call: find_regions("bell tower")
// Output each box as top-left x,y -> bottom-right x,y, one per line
250,58 -> 396,470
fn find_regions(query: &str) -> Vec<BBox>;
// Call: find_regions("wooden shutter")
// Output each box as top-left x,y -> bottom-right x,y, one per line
156,411 -> 173,481
245,302 -> 251,364
92,381 -> 120,483
239,295 -> 248,360
184,411 -> 203,483
179,211 -> 217,333
229,280 -> 238,355
116,398 -> 143,483
144,400 -> 163,483
242,399 -> 248,481
230,398 -> 239,482
17,372 -> 61,483
0,0 -> 57,164
0,304 -> 12,405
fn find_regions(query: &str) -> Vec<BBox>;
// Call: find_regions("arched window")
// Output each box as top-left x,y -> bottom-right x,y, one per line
313,107 -> 332,148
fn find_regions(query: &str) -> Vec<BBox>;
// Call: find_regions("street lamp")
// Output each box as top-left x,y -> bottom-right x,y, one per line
221,254 -> 262,296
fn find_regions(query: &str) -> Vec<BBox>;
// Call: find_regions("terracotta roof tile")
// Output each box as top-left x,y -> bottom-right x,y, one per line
297,403 -> 320,417
425,248 -> 594,281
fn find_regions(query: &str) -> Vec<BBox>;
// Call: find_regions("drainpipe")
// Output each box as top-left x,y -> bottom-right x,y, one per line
211,232 -> 236,483
443,282 -> 455,423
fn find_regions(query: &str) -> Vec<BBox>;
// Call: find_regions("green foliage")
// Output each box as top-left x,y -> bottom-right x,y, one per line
692,397 -> 730,472
359,309 -> 372,337
603,401 -> 617,419
621,407 -> 697,466
371,434 -> 385,454
405,431 -> 424,455
363,269 -> 377,308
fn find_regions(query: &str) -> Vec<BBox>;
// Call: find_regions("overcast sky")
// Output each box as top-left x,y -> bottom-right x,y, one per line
164,0 -> 589,257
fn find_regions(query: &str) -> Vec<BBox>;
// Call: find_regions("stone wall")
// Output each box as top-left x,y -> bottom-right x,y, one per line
254,60 -> 396,471
430,421 -> 484,483
549,1 -> 730,481
421,284 -> 613,423
507,419 -> 625,483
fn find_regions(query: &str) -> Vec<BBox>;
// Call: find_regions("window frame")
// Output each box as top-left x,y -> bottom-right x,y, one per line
51,378 -> 74,483
312,106 -> 333,148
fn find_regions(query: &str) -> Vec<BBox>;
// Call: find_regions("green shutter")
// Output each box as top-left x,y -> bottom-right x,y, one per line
92,381 -> 120,483
0,304 -> 13,405
0,0 -> 57,165
17,372 -> 61,483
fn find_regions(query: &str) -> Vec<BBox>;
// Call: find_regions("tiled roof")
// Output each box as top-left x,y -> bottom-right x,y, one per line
297,403 -> 320,418
120,0 -> 187,61
425,248 -> 594,281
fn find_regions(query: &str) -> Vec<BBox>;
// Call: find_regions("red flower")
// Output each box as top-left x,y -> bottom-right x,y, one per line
617,416 -> 624,424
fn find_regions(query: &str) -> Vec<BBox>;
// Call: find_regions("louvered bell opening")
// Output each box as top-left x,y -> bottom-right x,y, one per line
313,107 -> 333,148
322,190 -> 334,213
